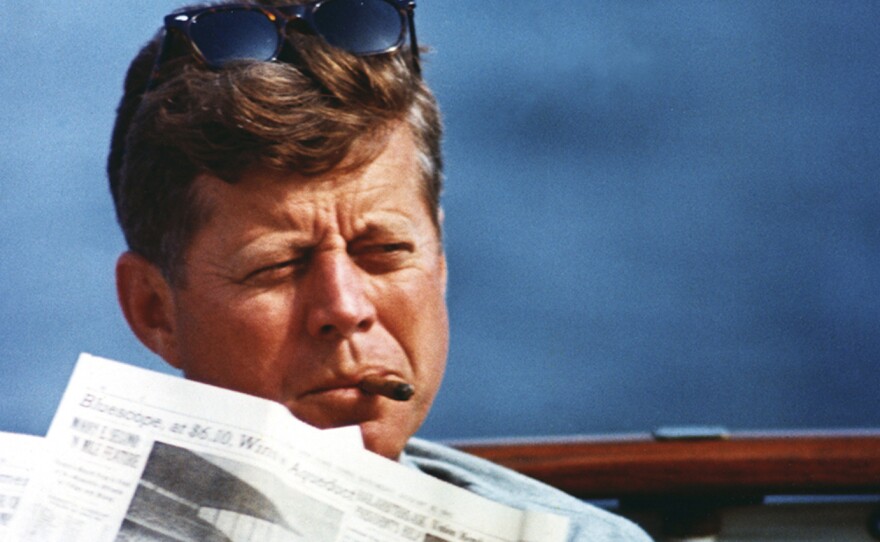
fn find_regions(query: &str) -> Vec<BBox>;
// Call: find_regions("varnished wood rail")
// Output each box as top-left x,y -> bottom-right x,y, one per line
451,430 -> 880,500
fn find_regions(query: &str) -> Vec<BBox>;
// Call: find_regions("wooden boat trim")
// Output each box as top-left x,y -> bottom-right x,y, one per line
449,430 -> 880,500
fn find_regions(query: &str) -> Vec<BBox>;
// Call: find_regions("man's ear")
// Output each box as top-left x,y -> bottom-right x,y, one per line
437,207 -> 448,293
115,251 -> 183,369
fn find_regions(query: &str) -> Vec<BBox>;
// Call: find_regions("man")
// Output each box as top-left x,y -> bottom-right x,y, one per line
108,1 -> 652,540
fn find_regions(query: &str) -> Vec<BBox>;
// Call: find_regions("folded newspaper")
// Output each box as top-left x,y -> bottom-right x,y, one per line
1,353 -> 569,541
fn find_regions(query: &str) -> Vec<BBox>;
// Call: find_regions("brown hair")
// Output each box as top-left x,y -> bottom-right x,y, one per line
107,4 -> 442,286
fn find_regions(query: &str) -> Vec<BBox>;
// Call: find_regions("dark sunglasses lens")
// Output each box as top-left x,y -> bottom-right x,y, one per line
190,9 -> 280,66
313,0 -> 404,55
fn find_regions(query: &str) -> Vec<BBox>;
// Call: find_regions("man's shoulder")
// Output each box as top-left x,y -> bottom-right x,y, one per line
401,437 -> 653,542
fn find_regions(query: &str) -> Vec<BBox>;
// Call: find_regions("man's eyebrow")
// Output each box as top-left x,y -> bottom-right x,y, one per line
356,215 -> 417,237
350,226 -> 413,247
228,234 -> 313,264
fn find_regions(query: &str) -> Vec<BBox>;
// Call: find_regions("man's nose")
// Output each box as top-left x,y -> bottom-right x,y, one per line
305,251 -> 376,339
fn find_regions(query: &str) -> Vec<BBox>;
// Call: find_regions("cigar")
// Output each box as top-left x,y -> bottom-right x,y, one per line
359,376 -> 415,401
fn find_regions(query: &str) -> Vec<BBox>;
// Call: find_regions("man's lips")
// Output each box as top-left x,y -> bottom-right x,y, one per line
301,372 -> 414,403
291,380 -> 387,429
300,377 -> 375,400
359,375 -> 414,401
303,384 -> 366,401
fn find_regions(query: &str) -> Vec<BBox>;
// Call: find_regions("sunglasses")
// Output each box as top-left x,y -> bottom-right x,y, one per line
149,0 -> 419,88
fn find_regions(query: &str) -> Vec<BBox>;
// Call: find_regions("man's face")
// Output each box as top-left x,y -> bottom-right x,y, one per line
163,125 -> 448,459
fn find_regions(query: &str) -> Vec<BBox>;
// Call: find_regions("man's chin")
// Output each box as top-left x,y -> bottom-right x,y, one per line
286,402 -> 411,460
288,396 -> 379,427
358,420 -> 409,460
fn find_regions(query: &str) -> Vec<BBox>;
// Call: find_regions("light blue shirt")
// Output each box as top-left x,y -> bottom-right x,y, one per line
400,437 -> 653,542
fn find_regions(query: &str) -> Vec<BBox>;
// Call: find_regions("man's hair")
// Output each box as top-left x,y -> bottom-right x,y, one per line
107,5 -> 443,286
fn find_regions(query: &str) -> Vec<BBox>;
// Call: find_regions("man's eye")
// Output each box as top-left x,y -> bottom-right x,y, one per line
378,243 -> 412,253
359,242 -> 414,255
353,242 -> 414,271
243,258 -> 306,283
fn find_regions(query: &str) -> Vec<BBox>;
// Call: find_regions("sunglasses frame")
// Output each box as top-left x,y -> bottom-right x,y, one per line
149,0 -> 419,89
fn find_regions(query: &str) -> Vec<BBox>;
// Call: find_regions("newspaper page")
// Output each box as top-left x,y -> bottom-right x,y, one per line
9,353 -> 569,542
0,432 -> 42,541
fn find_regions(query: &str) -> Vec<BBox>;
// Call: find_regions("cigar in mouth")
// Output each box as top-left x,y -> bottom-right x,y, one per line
358,375 -> 415,401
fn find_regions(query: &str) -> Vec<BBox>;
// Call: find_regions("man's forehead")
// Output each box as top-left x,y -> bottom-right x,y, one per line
188,139 -> 425,241
196,124 -> 418,202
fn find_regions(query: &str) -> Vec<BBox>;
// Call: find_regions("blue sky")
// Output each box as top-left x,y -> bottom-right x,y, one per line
1,1 -> 879,440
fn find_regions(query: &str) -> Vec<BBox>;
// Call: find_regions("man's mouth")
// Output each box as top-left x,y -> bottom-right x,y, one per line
303,371 -> 412,401
358,375 -> 414,401
304,384 -> 368,402
290,384 -> 385,430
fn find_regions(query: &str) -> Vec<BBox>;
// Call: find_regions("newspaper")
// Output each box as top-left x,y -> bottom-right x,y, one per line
0,432 -> 42,541
6,353 -> 569,542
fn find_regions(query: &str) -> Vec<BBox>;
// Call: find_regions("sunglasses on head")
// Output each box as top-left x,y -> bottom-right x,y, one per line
149,0 -> 419,88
